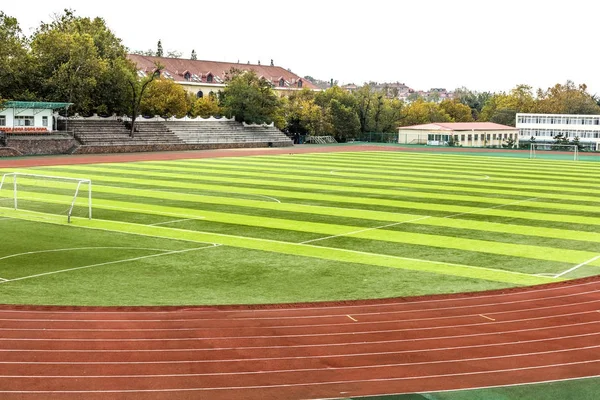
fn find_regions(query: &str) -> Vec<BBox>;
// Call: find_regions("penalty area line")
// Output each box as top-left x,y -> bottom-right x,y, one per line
0,245 -> 221,285
555,255 -> 600,278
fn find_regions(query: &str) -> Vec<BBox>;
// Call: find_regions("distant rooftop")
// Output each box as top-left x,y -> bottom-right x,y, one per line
400,122 -> 516,131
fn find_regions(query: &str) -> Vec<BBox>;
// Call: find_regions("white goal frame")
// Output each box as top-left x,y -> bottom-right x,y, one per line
0,172 -> 92,223
529,143 -> 579,161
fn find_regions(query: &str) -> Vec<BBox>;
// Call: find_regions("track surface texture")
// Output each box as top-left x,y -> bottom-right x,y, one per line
1,277 -> 600,399
2,145 -> 600,398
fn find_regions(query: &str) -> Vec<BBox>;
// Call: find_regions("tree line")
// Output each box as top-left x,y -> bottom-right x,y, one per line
2,10 -> 600,142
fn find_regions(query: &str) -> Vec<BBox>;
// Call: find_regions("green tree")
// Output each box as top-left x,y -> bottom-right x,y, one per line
354,85 -> 373,133
439,99 -> 474,122
188,94 -> 222,118
128,64 -> 161,135
140,78 -> 188,118
400,99 -> 451,126
29,10 -> 134,114
156,39 -> 163,57
534,81 -> 600,114
0,12 -> 33,100
222,69 -> 280,124
329,99 -> 360,141
453,87 -> 491,120
479,85 -> 535,126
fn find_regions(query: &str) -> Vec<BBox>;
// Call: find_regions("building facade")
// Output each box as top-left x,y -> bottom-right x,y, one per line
398,122 -> 518,147
0,101 -> 71,133
127,55 -> 318,99
516,113 -> 600,151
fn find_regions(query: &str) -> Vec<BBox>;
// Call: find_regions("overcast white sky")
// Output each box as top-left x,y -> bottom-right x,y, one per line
4,0 -> 599,95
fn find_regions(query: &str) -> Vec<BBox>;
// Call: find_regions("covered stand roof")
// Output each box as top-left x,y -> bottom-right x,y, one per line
1,101 -> 73,110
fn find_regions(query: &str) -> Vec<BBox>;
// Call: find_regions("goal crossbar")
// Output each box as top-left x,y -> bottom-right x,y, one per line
529,143 -> 579,161
0,172 -> 92,222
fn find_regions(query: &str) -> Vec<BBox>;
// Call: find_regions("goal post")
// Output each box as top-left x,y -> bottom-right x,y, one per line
529,143 -> 579,161
0,172 -> 92,222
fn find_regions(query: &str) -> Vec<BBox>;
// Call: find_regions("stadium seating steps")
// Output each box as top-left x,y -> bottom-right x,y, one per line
67,120 -> 292,152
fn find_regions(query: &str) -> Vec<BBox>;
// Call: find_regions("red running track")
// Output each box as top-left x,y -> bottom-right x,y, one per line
1,277 -> 600,399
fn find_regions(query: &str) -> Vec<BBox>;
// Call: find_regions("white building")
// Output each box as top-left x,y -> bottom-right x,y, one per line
398,122 -> 518,147
516,113 -> 600,151
0,101 -> 72,133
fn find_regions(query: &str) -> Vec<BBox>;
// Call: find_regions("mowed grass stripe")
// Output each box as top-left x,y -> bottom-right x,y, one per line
219,153 -> 600,191
23,166 -> 600,227
56,154 -> 600,195
1,209 -> 557,286
31,164 -> 600,210
79,184 -> 600,246
134,158 -> 599,192
12,190 -> 599,266
80,161 -> 600,204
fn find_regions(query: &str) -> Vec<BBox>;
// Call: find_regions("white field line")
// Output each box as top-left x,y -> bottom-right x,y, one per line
1,359 -> 599,394
0,217 -> 14,222
2,344 -> 599,378
1,307 -> 598,341
1,278 -> 599,316
149,218 -> 203,226
444,197 -> 539,219
2,331 -> 599,365
0,278 -> 7,282
0,247 -> 174,263
300,216 -> 431,244
555,255 -> 600,278
0,245 -> 221,285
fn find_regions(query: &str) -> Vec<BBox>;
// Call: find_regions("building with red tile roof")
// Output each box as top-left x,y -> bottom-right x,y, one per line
127,54 -> 318,98
398,122 -> 518,147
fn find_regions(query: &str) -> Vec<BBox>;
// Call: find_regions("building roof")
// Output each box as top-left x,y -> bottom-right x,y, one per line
1,101 -> 72,110
127,54 -> 318,90
399,122 -> 516,131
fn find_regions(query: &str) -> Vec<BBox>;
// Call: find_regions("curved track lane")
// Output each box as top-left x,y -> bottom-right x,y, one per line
1,278 -> 600,399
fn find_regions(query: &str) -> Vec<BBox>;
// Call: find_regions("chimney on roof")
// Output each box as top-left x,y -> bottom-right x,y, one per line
258,60 -> 261,65
270,59 -> 274,66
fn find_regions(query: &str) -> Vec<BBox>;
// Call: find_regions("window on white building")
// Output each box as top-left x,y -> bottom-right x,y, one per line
42,116 -> 48,127
0,115 -> 5,126
15,116 -> 34,126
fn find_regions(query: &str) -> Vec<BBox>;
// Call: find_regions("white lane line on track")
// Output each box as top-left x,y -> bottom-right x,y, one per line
1,360 -> 599,393
1,288 -> 598,323
1,278 -> 599,315
0,308 -> 598,341
0,245 -> 221,285
2,331 -> 599,365
555,255 -> 600,278
444,197 -> 539,219
2,320 -> 598,353
2,344 -> 599,378
299,216 -> 432,244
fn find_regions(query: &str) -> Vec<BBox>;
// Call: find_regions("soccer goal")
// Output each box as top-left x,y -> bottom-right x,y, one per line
0,172 -> 92,223
529,143 -> 579,161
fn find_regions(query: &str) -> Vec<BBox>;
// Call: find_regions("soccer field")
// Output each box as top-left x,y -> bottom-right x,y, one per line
0,150 -> 599,306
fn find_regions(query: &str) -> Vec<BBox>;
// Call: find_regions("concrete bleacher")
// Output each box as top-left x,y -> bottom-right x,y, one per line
165,120 -> 292,146
69,120 -> 184,147
63,118 -> 292,154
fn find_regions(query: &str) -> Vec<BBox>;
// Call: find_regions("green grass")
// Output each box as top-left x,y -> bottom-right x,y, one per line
1,150 -> 599,305
346,376 -> 600,399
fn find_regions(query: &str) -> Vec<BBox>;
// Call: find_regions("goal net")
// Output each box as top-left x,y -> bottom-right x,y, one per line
0,173 -> 92,222
529,143 -> 579,161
